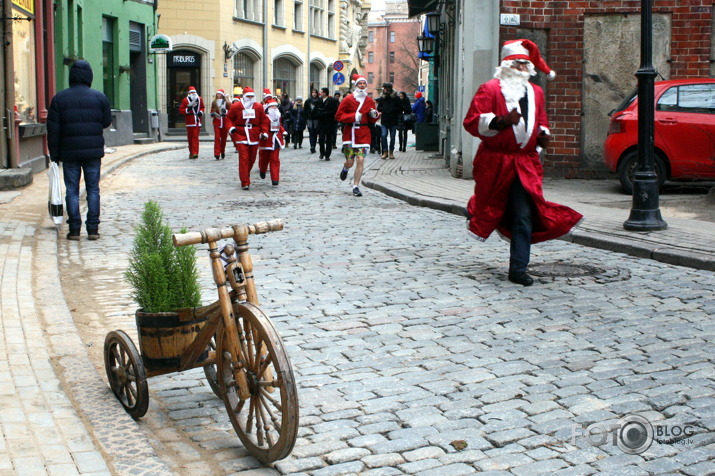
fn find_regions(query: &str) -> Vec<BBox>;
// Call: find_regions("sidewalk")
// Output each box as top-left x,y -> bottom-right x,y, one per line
0,143 -> 182,476
362,148 -> 715,272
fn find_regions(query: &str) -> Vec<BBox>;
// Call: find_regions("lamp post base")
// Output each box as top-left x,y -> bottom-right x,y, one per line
623,175 -> 667,231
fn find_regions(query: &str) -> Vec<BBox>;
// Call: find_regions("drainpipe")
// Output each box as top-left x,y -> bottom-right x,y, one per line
307,3 -> 311,92
263,0 -> 268,88
3,0 -> 18,168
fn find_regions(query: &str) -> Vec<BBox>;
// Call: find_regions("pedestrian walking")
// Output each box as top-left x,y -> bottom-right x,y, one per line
336,74 -> 379,197
463,39 -> 582,286
258,96 -> 287,186
304,89 -> 321,153
47,60 -> 112,241
179,86 -> 205,159
316,87 -> 339,161
397,91 -> 413,152
289,96 -> 307,148
412,91 -> 426,123
226,87 -> 269,190
376,82 -> 405,159
424,100 -> 434,123
333,91 -> 342,149
280,93 -> 294,135
210,89 -> 230,160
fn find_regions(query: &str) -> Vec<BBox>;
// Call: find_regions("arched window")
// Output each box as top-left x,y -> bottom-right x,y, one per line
273,57 -> 297,97
233,52 -> 255,90
310,62 -> 323,93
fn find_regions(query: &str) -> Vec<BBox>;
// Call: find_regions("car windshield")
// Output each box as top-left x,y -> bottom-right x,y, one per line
610,88 -> 638,116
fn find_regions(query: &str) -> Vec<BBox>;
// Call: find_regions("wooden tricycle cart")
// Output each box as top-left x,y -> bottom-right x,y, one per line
103,220 -> 298,463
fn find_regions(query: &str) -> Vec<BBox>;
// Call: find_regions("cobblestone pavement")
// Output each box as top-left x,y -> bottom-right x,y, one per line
59,145 -> 715,475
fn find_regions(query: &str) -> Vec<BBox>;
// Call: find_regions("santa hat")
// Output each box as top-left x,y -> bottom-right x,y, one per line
264,97 -> 278,108
415,92 -> 423,99
263,88 -> 273,99
216,89 -> 226,96
501,39 -> 556,80
352,73 -> 367,86
188,86 -> 197,94
243,87 -> 255,96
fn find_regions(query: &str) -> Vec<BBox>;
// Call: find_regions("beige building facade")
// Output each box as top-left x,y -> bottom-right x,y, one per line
156,0 -> 370,135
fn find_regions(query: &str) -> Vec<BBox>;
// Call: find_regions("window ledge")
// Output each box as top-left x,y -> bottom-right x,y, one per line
310,34 -> 336,42
292,29 -> 305,34
234,17 -> 265,27
272,24 -> 287,30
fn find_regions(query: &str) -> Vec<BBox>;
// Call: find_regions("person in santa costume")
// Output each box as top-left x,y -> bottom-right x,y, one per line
210,89 -> 230,160
179,86 -> 204,159
336,74 -> 380,197
226,87 -> 269,190
463,39 -> 582,286
258,95 -> 287,186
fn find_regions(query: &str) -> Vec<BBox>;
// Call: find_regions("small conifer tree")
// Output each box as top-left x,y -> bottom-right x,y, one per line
125,201 -> 202,312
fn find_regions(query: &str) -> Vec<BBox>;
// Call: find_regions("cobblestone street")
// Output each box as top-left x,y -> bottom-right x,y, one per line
59,145 -> 715,475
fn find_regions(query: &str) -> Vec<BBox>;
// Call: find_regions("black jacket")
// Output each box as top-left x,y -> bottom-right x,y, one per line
314,96 -> 339,126
47,60 -> 112,163
377,91 -> 406,127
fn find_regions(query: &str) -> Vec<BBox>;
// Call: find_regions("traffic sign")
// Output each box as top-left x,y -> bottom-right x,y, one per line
333,72 -> 345,85
333,60 -> 344,72
418,85 -> 426,92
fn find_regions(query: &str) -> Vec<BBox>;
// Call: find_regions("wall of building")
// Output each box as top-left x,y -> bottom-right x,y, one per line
364,19 -> 421,97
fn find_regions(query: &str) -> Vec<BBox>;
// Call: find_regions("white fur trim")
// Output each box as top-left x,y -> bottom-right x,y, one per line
548,70 -> 556,80
478,113 -> 499,137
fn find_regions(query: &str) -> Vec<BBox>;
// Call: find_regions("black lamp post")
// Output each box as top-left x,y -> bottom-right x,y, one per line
624,0 -> 667,231
417,35 -> 434,55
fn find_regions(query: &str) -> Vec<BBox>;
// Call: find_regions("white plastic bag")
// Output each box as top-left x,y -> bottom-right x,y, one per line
48,161 -> 64,225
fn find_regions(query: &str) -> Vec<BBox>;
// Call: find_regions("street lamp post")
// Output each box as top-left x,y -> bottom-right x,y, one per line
624,0 -> 667,231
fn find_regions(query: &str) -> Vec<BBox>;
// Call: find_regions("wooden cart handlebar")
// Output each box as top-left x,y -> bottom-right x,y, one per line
172,219 -> 284,247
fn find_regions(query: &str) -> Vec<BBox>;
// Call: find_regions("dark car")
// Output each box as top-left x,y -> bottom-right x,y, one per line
603,78 -> 715,194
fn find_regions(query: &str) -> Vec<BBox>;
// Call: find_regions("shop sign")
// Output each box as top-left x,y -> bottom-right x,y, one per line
167,51 -> 202,68
149,34 -> 173,53
12,0 -> 34,14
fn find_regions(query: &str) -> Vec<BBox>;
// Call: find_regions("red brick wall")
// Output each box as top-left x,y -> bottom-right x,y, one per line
365,20 -> 422,97
500,1 -> 713,177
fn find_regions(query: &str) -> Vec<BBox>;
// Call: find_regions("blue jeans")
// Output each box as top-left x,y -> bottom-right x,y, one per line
63,159 -> 101,232
507,177 -> 533,273
380,124 -> 397,152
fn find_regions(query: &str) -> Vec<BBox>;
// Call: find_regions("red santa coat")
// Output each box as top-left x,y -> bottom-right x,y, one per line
226,100 -> 269,145
260,104 -> 287,151
463,78 -> 582,243
179,95 -> 204,127
335,93 -> 378,148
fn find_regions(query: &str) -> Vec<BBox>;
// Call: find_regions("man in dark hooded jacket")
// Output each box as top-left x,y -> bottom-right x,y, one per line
47,60 -> 112,241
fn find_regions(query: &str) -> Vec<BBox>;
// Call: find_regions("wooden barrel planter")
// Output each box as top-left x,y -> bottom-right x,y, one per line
135,309 -> 209,376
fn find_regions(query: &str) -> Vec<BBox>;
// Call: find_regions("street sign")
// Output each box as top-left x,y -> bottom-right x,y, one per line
333,60 -> 344,72
418,85 -> 425,92
333,72 -> 345,85
149,34 -> 173,53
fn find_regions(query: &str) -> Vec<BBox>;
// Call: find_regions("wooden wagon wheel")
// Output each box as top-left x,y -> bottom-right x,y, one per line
203,335 -> 222,398
104,330 -> 149,419
216,302 -> 299,463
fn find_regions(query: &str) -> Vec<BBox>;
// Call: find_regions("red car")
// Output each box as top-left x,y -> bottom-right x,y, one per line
603,79 -> 715,194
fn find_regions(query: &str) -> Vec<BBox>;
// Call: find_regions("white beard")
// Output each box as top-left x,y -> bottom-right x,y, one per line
353,88 -> 367,100
242,97 -> 255,108
267,106 -> 281,122
494,62 -> 533,104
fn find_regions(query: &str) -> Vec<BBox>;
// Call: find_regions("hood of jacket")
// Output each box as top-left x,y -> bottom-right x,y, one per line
69,60 -> 93,87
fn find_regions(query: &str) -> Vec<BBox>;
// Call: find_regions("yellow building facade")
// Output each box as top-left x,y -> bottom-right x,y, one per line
156,0 -> 370,132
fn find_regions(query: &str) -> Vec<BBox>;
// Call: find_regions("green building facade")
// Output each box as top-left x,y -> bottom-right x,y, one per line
53,0 -> 160,145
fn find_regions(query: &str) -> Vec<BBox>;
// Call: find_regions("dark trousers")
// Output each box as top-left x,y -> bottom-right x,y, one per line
307,120 -> 318,151
381,124 -> 397,152
507,177 -> 533,273
318,124 -> 335,158
398,128 -> 408,150
63,159 -> 101,232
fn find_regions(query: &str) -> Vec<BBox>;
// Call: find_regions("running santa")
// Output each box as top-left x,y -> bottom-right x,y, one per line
226,87 -> 269,190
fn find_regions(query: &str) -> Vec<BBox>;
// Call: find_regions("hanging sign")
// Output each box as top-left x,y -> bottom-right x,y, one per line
333,60 -> 344,72
149,34 -> 173,53
333,72 -> 345,85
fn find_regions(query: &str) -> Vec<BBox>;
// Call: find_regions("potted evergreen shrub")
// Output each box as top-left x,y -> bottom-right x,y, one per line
125,200 -> 204,372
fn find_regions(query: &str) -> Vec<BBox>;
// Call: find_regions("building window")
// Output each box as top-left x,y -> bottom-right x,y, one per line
273,57 -> 297,97
368,30 -> 374,43
294,0 -> 303,30
327,0 -> 335,39
233,52 -> 255,90
12,5 -> 37,124
310,62 -> 323,91
389,72 -> 394,83
236,0 -> 264,22
389,51 -> 395,63
367,72 -> 374,84
368,51 -> 374,63
274,0 -> 284,26
102,17 -> 116,108
389,31 -> 395,43
310,0 -> 325,36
